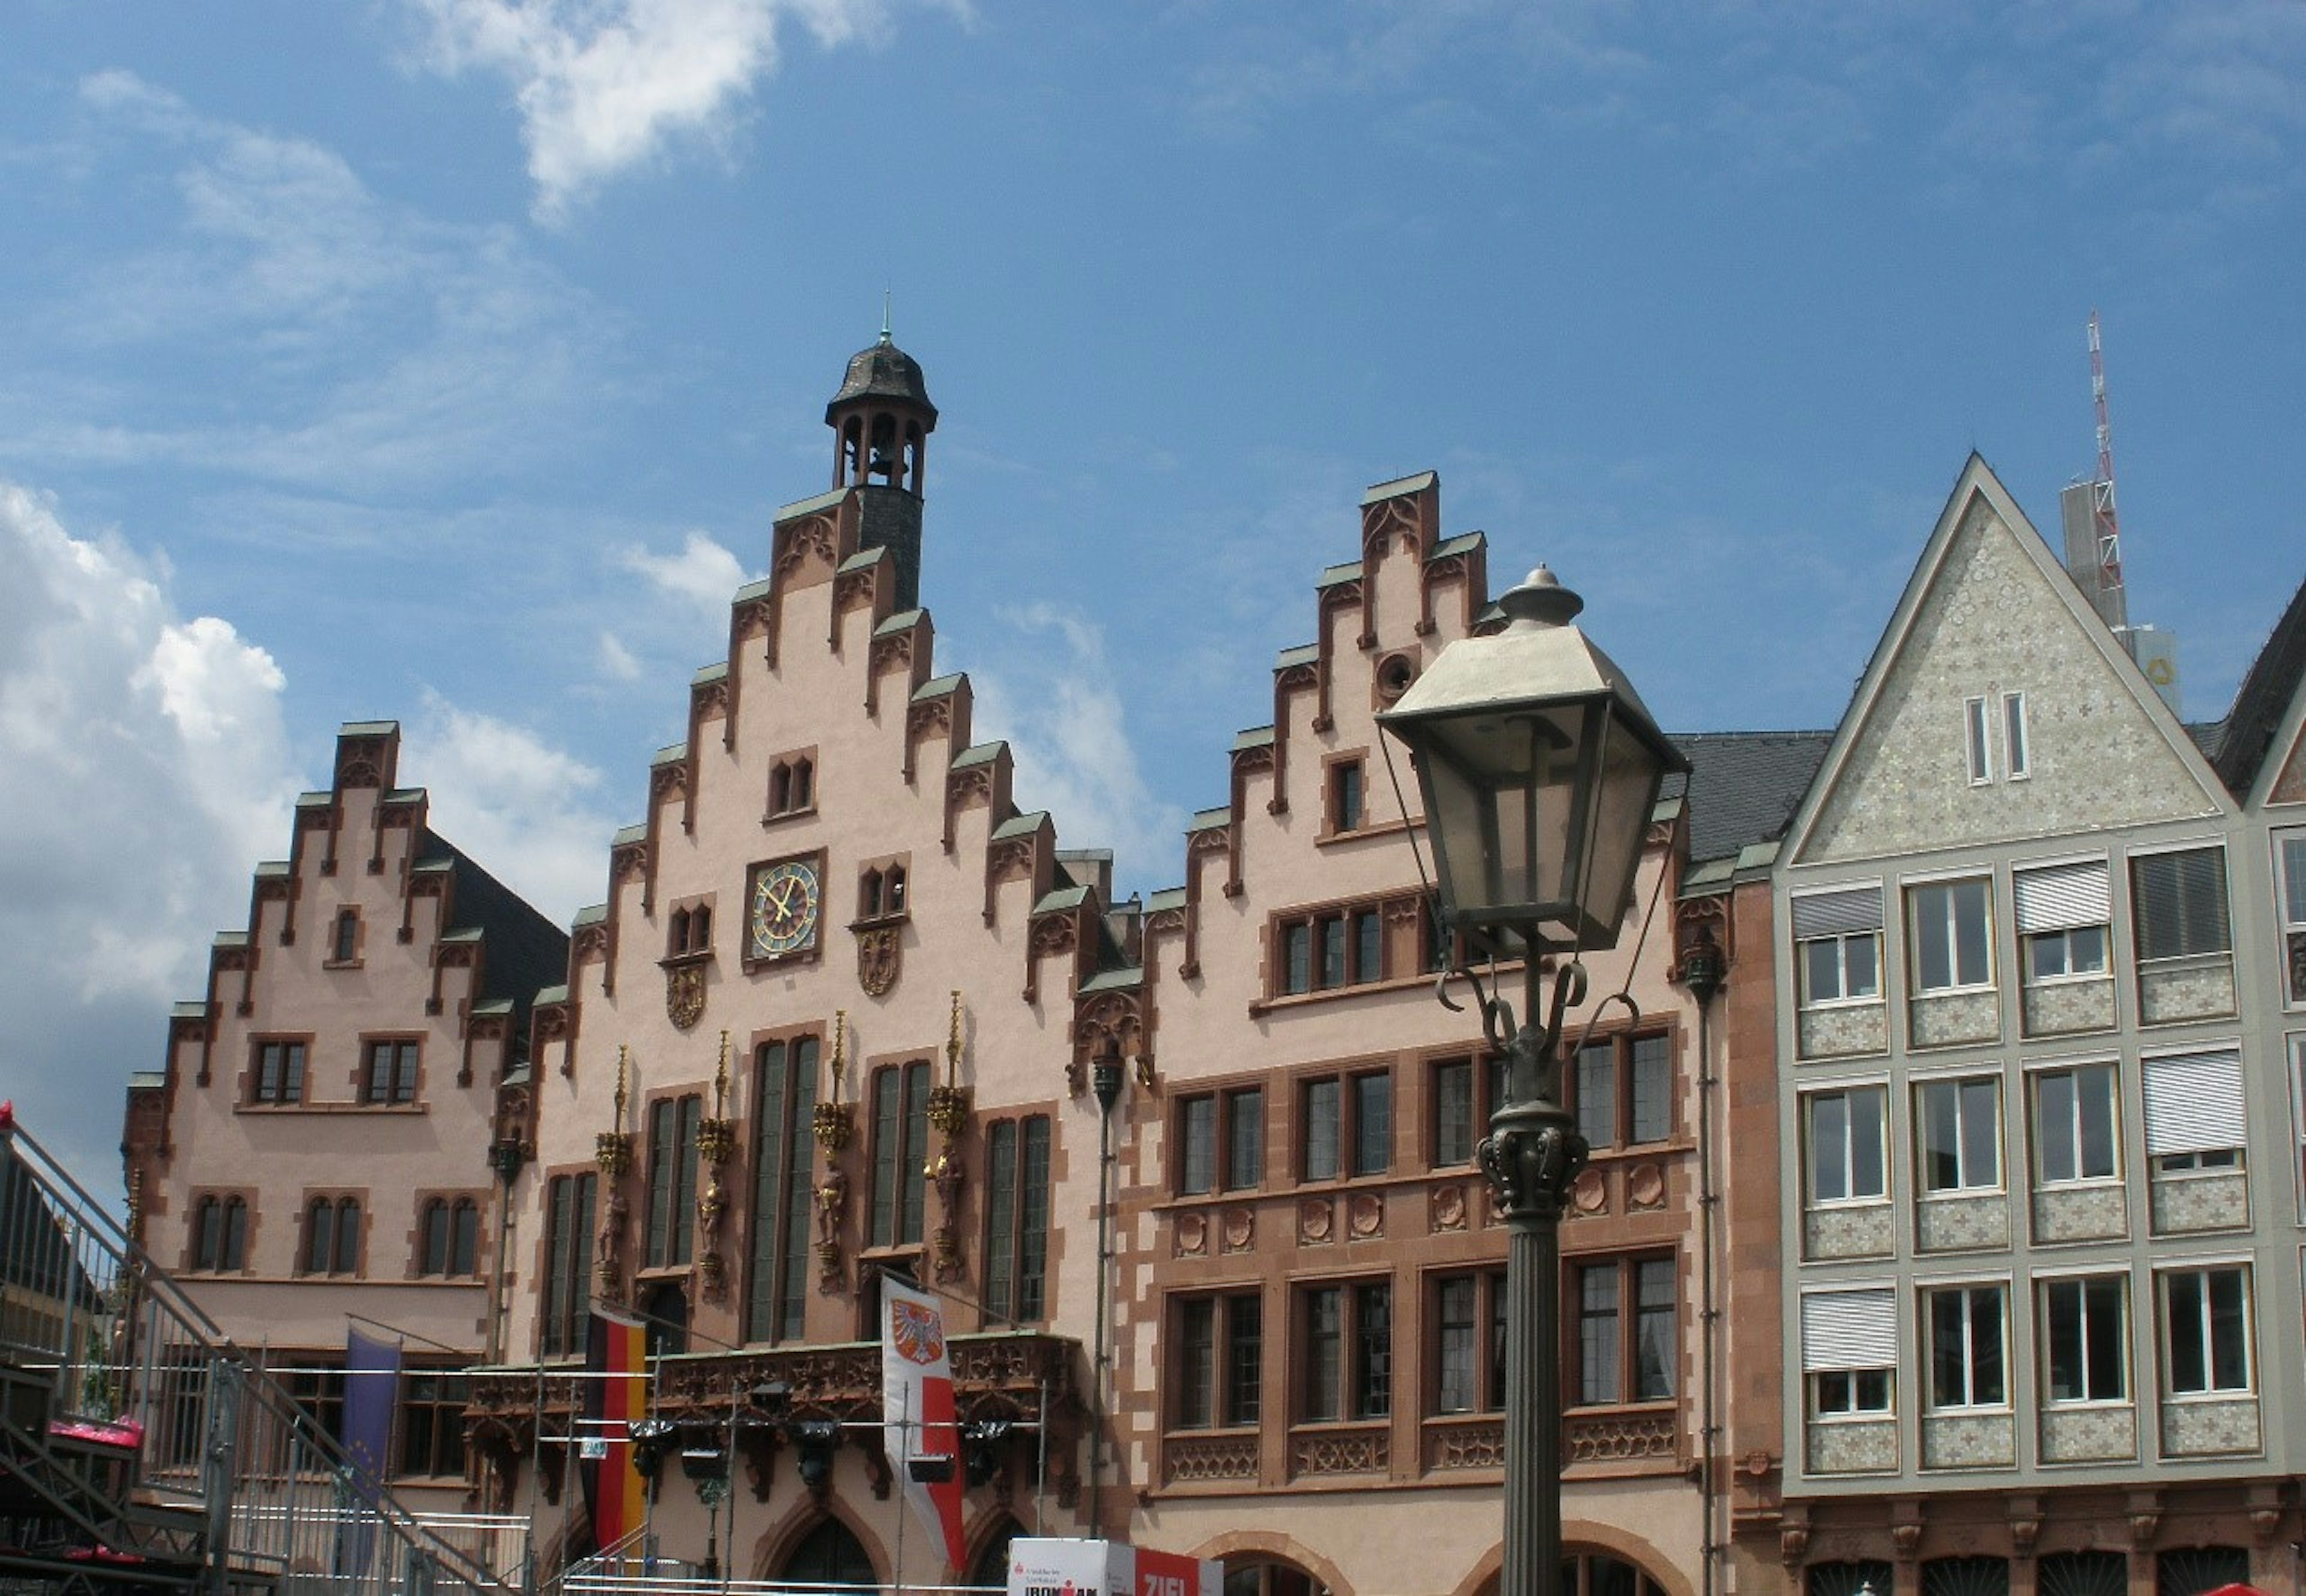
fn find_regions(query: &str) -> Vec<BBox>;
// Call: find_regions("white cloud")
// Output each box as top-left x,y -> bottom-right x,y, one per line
599,630 -> 645,680
402,0 -> 958,219
401,694 -> 619,922
0,482 -> 301,1189
968,603 -> 1188,897
0,73 -> 618,507
618,530 -> 751,624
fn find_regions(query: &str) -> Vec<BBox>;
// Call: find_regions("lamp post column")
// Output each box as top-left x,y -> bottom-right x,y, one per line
1479,963 -> 1587,1596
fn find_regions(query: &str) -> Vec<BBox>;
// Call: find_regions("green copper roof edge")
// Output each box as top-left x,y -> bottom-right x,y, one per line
776,486 -> 847,520
1361,471 -> 1436,506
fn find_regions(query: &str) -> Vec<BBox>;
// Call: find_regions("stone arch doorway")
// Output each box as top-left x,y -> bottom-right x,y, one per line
781,1517 -> 877,1585
1224,1556 -> 1324,1596
1473,1547 -> 1678,1596
640,1280 -> 687,1356
969,1517 -> 1025,1588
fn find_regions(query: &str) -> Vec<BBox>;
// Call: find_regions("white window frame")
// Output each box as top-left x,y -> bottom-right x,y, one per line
1908,874 -> 1995,994
2141,1046 -> 2247,1176
2028,1059 -> 2123,1186
1914,1073 -> 2003,1195
1792,885 -> 1884,1009
2002,692 -> 2030,780
1801,1286 -> 1897,1420
2157,1261 -> 2255,1398
2038,1271 -> 2130,1408
1964,697 -> 1993,785
2275,832 -> 2306,1006
1805,1083 -> 1889,1206
1922,1280 -> 2011,1412
2015,858 -> 2112,985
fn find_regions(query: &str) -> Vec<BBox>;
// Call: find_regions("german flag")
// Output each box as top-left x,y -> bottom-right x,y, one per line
582,1308 -> 648,1554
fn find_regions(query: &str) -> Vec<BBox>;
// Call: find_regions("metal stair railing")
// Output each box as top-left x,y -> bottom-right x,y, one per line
1,1105 -> 510,1594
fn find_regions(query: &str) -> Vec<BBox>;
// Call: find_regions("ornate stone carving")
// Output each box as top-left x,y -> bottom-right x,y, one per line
1165,1434 -> 1259,1483
1564,1411 -> 1678,1465
665,961 -> 706,1030
1429,1184 -> 1468,1233
1627,1162 -> 1666,1210
1425,1418 -> 1505,1471
815,1167 -> 849,1294
774,514 -> 837,578
1174,1212 -> 1209,1257
857,925 -> 901,996
1220,1208 -> 1254,1252
1292,1429 -> 1386,1476
1348,1192 -> 1384,1239
1297,1197 -> 1333,1245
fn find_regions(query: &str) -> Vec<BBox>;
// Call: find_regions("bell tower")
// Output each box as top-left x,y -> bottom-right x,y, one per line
826,318 -> 937,608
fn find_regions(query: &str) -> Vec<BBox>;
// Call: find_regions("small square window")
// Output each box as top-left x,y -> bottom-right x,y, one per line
1328,759 -> 1366,833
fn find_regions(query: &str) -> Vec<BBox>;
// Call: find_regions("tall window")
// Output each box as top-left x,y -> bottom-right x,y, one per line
2278,835 -> 2306,1005
870,1060 -> 933,1249
1299,1070 -> 1390,1179
2161,1266 -> 2252,1395
398,1371 -> 470,1478
1433,1054 -> 1512,1167
192,1195 -> 248,1272
983,1115 -> 1050,1323
2002,692 -> 2030,779
252,1039 -> 306,1105
1574,1256 -> 1676,1406
1925,1284 -> 2007,1410
305,1196 -> 360,1276
1328,758 -> 1366,833
1806,1086 -> 1887,1204
362,1039 -> 419,1105
2040,1275 -> 2127,1404
2032,1063 -> 2119,1183
419,1197 -> 480,1277
646,1095 -> 702,1268
1176,1087 -> 1263,1195
541,1171 -> 598,1358
2132,847 -> 2232,964
1573,1032 -> 1672,1150
1432,1270 -> 1508,1415
1301,1281 -> 1390,1422
1793,886 -> 1884,1006
1916,1076 -> 2000,1193
1910,878 -> 1993,993
331,908 -> 360,964
746,1036 -> 819,1343
1964,697 -> 1993,784
2014,860 -> 2110,981
1174,1292 -> 1260,1428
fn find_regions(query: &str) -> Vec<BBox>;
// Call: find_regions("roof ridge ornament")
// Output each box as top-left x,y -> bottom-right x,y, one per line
880,289 -> 893,346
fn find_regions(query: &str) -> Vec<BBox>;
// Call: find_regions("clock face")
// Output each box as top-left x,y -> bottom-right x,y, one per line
750,859 -> 822,960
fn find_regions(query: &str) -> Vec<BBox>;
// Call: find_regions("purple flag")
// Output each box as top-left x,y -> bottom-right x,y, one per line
342,1325 -> 402,1491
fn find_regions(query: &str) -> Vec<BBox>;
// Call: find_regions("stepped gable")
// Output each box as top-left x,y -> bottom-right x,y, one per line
162,722 -> 567,1099
1140,470 -> 1490,990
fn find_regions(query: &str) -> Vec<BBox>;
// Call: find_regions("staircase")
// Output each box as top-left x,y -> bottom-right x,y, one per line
0,1104 -> 508,1594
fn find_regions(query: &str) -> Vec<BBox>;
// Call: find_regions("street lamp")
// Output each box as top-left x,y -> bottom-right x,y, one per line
1378,564 -> 1684,1596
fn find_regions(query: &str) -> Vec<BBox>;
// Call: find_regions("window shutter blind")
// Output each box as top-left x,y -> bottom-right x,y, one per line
1801,1288 -> 1898,1371
2014,861 -> 2111,934
2133,848 -> 2231,960
1792,886 -> 1885,942
2141,1049 -> 2246,1156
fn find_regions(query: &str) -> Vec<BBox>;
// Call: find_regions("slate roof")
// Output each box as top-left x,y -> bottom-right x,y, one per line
2209,573 -> 2306,798
828,336 -> 936,421
1665,730 -> 1835,866
418,829 -> 572,1036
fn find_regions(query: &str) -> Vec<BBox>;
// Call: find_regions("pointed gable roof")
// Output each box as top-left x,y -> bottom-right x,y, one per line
2211,573 -> 2306,804
1784,455 -> 2230,868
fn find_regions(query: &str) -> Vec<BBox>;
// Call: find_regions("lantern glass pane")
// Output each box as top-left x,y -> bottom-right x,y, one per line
1577,713 -> 1670,943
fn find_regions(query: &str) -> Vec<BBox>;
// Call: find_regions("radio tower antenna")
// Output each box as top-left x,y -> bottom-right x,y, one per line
2087,309 -> 2125,606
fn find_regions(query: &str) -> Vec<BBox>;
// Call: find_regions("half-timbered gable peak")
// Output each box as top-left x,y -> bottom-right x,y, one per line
1787,455 -> 2229,868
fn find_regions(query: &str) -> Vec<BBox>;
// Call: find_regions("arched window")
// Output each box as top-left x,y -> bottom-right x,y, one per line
692,905 -> 711,947
220,1197 -> 247,1271
781,1519 -> 875,1585
886,865 -> 906,913
861,869 -> 885,919
1809,1562 -> 1895,1596
452,1199 -> 479,1277
1925,1558 -> 2010,1596
669,908 -> 691,957
421,1199 -> 450,1275
969,1520 -> 1024,1589
306,1199 -> 336,1275
333,1197 -> 361,1275
194,1197 -> 222,1271
1223,1558 -> 1320,1596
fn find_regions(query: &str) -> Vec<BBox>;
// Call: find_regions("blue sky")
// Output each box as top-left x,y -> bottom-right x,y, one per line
2,0 -> 2300,1188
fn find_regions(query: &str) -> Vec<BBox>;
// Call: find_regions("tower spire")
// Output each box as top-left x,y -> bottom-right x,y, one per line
881,289 -> 892,346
